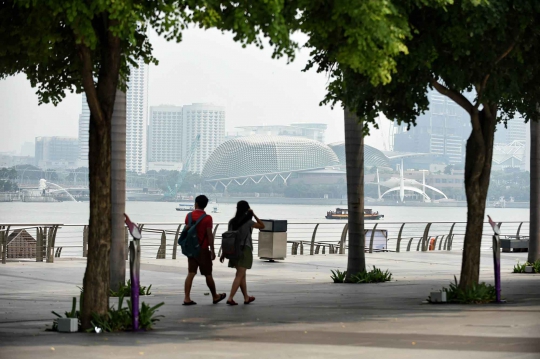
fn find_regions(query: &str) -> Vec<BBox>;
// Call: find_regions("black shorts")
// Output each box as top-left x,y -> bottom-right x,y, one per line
188,248 -> 213,275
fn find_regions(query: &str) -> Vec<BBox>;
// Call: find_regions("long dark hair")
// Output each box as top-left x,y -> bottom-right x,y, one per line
229,200 -> 253,230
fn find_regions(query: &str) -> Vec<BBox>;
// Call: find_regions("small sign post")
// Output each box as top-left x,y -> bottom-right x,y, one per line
124,214 -> 142,331
488,215 -> 502,303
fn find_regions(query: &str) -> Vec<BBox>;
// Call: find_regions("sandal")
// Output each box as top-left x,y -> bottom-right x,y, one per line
244,296 -> 256,305
226,299 -> 238,306
182,301 -> 197,306
213,293 -> 226,304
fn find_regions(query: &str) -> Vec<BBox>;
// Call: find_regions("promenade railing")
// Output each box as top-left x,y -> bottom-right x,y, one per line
0,221 -> 529,264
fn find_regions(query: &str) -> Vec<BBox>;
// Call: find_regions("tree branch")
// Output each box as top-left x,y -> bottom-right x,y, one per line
495,40 -> 517,65
78,45 -> 105,128
431,79 -> 474,115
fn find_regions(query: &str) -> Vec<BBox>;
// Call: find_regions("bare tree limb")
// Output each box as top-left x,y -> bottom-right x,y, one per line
431,79 -> 474,115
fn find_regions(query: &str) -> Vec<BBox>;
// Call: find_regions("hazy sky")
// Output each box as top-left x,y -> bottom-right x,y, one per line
0,27 -> 389,154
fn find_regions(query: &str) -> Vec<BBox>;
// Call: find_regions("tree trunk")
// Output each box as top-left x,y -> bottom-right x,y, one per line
79,16 -> 122,330
528,118 -> 540,263
460,108 -> 496,289
110,89 -> 126,292
81,108 -> 112,329
344,107 -> 366,280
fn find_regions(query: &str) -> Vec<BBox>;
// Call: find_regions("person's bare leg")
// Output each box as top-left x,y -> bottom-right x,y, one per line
240,273 -> 249,302
184,272 -> 196,303
228,267 -> 246,302
205,275 -> 221,301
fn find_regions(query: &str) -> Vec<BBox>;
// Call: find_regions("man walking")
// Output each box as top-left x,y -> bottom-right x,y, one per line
183,195 -> 226,305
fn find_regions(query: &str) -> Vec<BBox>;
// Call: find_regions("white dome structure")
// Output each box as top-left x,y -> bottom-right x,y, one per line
202,136 -> 339,180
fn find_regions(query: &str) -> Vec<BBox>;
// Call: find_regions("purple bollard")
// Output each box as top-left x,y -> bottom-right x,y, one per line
488,215 -> 502,303
125,214 -> 142,331
492,235 -> 501,302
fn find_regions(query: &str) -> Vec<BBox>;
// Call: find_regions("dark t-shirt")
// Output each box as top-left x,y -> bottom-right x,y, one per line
185,210 -> 213,249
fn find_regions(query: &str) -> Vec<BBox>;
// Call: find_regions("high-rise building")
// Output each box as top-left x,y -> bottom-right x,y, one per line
147,105 -> 183,171
76,60 -> 148,173
35,136 -> 79,169
493,116 -> 530,170
20,142 -> 35,157
78,94 -> 90,167
393,90 -> 471,164
182,103 -> 225,174
495,116 -> 528,143
126,58 -> 149,173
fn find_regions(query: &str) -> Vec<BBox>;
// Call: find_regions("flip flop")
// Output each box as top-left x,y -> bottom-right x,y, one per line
182,301 -> 197,306
226,300 -> 238,306
244,296 -> 256,305
213,293 -> 226,304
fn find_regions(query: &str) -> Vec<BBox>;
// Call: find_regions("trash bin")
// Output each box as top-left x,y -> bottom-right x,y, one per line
258,219 -> 287,260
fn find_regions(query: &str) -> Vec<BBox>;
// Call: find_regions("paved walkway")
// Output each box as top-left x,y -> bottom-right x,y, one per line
1,250 -> 539,358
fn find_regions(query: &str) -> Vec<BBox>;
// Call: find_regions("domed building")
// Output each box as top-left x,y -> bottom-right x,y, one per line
328,142 -> 391,169
202,136 -> 339,180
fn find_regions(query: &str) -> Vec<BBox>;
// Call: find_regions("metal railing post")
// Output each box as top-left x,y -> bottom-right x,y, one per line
82,225 -> 89,257
396,223 -> 406,253
36,227 -> 43,262
421,223 -> 433,251
406,238 -> 414,251
1,225 -> 9,264
156,231 -> 166,259
339,223 -> 348,254
516,222 -> 523,240
438,235 -> 445,250
368,223 -> 379,253
172,224 -> 182,260
310,224 -> 320,255
445,223 -> 456,251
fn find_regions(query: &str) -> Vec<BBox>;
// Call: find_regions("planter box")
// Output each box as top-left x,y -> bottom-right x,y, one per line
430,291 -> 447,303
525,266 -> 534,273
57,318 -> 78,333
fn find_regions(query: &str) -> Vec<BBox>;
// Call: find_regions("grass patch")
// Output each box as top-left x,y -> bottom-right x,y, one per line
331,266 -> 392,283
513,260 -> 540,273
428,276 -> 496,304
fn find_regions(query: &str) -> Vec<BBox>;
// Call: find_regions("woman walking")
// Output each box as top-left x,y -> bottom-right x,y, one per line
221,200 -> 265,305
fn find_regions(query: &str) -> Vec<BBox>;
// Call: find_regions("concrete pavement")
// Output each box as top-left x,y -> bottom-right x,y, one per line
1,250 -> 539,358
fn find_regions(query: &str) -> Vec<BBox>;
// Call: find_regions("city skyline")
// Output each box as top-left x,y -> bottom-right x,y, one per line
0,28 -> 351,154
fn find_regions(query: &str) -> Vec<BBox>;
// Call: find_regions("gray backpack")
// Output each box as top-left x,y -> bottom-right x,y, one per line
221,222 -> 249,260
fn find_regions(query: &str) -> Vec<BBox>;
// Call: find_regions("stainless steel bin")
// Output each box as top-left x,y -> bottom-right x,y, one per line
258,231 -> 287,260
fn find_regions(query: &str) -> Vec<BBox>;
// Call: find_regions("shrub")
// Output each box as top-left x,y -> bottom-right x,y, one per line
330,269 -> 347,283
513,260 -> 540,273
89,293 -> 164,332
51,288 -> 163,332
109,280 -> 152,297
428,276 -> 496,304
350,266 -> 392,283
331,266 -> 392,284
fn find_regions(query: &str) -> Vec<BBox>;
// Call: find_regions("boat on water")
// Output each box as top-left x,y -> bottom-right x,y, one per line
176,203 -> 195,211
325,208 -> 384,220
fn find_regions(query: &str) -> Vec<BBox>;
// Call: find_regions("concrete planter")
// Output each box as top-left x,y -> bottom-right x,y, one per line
430,291 -> 447,303
57,318 -> 78,333
525,266 -> 534,273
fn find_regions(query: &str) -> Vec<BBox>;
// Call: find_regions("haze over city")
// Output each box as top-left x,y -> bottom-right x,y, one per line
0,28 -> 397,154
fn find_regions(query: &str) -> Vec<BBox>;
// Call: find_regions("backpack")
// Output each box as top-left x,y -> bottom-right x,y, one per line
178,212 -> 207,258
221,221 -> 250,260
